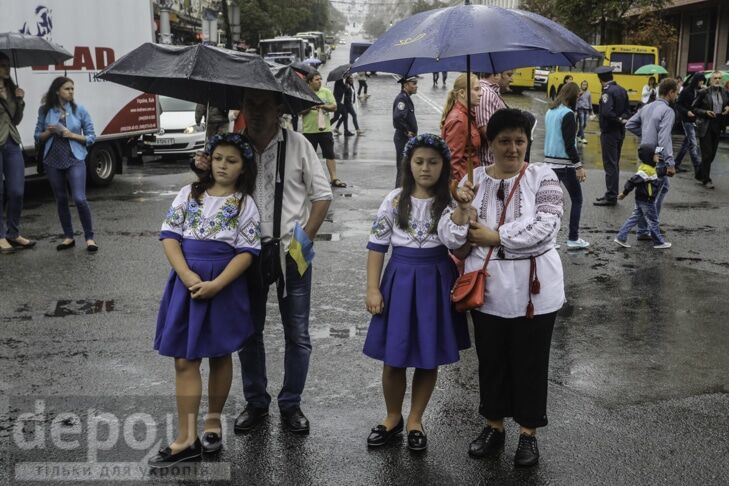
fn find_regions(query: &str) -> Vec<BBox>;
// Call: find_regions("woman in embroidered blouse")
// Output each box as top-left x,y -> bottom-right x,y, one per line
364,134 -> 470,452
150,133 -> 261,468
34,77 -> 98,252
441,73 -> 482,181
439,108 -> 565,467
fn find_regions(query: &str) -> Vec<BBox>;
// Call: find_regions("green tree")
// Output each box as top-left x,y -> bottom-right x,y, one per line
411,0 -> 448,15
363,15 -> 388,39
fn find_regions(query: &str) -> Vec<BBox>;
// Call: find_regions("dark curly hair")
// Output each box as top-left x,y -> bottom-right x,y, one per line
191,133 -> 257,217
397,133 -> 452,232
41,76 -> 77,115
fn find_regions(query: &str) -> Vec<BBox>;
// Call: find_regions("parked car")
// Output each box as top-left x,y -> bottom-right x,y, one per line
144,96 -> 205,158
534,66 -> 551,90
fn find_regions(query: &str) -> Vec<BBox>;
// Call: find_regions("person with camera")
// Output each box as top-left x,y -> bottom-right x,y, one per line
194,88 -> 332,434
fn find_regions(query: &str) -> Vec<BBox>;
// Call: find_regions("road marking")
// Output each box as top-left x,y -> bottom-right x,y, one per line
389,74 -> 443,113
524,91 -> 548,104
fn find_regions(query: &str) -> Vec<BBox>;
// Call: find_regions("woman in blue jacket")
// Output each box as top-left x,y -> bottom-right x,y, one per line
35,77 -> 98,252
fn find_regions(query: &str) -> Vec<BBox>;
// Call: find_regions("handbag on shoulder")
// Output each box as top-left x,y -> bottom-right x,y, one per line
451,163 -> 528,312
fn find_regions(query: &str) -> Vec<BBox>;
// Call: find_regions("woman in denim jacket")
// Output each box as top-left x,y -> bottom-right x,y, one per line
35,76 -> 98,252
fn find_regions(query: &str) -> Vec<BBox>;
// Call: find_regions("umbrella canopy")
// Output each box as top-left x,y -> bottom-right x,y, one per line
327,63 -> 351,82
635,64 -> 668,75
0,32 -> 73,67
97,43 -> 318,113
351,4 -> 599,75
290,60 -> 317,76
303,57 -> 322,66
266,62 -> 322,114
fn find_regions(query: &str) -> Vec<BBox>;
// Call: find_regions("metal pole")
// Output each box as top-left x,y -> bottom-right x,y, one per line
466,54 -> 473,183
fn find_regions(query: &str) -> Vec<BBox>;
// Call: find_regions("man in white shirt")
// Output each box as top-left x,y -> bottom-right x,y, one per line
195,89 -> 333,434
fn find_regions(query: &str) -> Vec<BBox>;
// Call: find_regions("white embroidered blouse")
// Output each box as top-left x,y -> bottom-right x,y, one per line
160,184 -> 262,255
368,189 -> 454,251
438,163 -> 566,318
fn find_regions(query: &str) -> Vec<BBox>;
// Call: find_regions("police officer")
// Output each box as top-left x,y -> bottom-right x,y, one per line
393,76 -> 418,187
594,66 -> 630,206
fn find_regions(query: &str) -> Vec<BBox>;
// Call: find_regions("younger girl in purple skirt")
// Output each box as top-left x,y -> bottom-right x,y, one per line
150,134 -> 261,468
364,134 -> 470,451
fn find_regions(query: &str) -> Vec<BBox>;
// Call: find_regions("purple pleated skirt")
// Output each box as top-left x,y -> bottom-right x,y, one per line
155,239 -> 255,360
363,246 -> 470,369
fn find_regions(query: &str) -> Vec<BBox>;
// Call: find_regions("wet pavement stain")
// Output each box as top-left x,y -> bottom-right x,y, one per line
45,299 -> 116,318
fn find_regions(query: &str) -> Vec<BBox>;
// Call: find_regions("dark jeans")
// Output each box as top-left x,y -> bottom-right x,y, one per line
357,80 -> 368,96
335,101 -> 359,132
618,199 -> 665,244
330,103 -> 344,124
0,139 -> 25,239
675,121 -> 701,170
600,129 -> 624,201
697,121 -> 723,183
552,167 -> 583,241
45,161 -> 95,240
636,176 -> 668,237
576,109 -> 590,139
239,255 -> 313,412
472,310 -> 557,429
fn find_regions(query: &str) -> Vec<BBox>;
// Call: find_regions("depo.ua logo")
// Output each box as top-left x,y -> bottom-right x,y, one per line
19,5 -> 54,41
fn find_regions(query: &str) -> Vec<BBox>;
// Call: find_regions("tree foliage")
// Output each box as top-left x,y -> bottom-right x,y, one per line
235,0 -> 337,46
411,0 -> 448,15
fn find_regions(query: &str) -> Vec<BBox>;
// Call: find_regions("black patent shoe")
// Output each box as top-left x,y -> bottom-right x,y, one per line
468,425 -> 505,457
234,406 -> 269,433
56,240 -> 75,251
201,431 -> 222,453
8,238 -> 36,249
280,406 -> 310,434
514,433 -> 539,467
367,416 -> 403,447
407,429 -> 427,451
148,438 -> 202,469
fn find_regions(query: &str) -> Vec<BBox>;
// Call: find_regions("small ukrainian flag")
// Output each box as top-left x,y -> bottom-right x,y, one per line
289,222 -> 315,276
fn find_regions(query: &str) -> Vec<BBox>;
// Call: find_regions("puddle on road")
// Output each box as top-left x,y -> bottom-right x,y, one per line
45,299 -> 116,318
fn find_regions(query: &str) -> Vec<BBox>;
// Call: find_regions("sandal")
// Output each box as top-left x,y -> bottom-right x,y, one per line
330,179 -> 347,188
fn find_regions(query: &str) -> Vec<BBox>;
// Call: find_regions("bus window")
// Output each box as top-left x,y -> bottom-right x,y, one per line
610,53 -> 657,74
580,57 -> 602,72
632,53 -> 656,72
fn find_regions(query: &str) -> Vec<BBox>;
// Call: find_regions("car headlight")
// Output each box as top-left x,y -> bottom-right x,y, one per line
183,125 -> 202,134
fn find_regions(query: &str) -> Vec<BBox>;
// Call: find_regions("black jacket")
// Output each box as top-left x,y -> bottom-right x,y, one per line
392,90 -> 417,135
692,86 -> 729,137
599,81 -> 630,132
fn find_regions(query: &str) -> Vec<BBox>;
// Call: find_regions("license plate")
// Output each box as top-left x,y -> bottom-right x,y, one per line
154,138 -> 174,145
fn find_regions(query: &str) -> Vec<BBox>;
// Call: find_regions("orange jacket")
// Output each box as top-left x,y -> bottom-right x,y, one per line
441,101 -> 481,182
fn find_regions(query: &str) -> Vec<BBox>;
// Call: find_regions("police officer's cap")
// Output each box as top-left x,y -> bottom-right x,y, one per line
594,66 -> 615,74
398,75 -> 418,84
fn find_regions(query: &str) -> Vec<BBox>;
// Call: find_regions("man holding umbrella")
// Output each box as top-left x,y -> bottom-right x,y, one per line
393,76 -> 418,187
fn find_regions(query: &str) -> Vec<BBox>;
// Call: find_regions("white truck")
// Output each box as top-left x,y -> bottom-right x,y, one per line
0,0 -> 159,186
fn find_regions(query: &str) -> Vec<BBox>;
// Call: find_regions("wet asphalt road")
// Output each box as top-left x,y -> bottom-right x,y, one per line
1,37 -> 729,485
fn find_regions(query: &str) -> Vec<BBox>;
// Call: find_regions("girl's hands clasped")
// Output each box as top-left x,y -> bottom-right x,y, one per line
366,288 -> 384,315
190,281 -> 222,300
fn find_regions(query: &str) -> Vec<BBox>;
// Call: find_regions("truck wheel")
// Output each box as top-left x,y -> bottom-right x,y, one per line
86,143 -> 118,187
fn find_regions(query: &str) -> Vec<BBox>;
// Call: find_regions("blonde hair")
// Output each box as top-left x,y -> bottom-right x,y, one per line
440,73 -> 478,129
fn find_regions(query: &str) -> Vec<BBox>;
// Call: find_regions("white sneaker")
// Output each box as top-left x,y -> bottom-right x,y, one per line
332,128 -> 341,135
654,242 -> 672,249
614,238 -> 631,248
567,238 -> 590,249
582,138 -> 588,144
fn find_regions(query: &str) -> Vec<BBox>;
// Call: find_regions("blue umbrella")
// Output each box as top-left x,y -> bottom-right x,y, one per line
350,1 -> 599,182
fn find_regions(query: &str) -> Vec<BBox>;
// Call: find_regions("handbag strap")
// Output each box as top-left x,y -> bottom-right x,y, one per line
480,163 -> 528,272
273,129 -> 288,239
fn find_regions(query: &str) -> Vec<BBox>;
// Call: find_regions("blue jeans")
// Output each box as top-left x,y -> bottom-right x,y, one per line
0,139 -> 25,239
239,255 -> 313,412
675,121 -> 701,170
45,161 -> 95,240
618,200 -> 665,244
552,167 -> 582,241
636,176 -> 668,237
577,109 -> 590,139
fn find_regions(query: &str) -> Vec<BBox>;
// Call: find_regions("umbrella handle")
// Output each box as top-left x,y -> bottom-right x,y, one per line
466,54 -> 473,184
11,51 -> 18,86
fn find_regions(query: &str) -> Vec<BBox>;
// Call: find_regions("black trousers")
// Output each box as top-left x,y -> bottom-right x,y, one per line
394,132 -> 409,187
697,121 -> 723,183
600,129 -> 625,201
472,310 -> 557,429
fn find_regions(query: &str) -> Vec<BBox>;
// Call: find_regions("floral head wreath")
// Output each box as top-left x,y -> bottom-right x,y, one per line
402,133 -> 451,164
205,133 -> 255,165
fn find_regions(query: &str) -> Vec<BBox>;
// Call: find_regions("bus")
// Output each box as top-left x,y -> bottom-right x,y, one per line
547,45 -> 659,108
510,67 -> 535,93
259,37 -> 307,62
297,32 -> 328,62
296,33 -> 322,62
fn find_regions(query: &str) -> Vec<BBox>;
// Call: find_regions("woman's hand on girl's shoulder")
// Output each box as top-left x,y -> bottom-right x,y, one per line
366,288 -> 384,315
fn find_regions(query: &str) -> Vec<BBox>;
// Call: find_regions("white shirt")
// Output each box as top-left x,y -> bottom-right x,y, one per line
252,128 -> 333,251
161,184 -> 261,254
438,163 -> 566,318
368,189 -> 453,251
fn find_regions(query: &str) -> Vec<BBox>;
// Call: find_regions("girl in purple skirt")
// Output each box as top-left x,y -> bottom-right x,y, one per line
364,134 -> 470,451
149,134 -> 261,468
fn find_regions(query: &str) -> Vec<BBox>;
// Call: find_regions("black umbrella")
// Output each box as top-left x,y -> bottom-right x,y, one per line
96,43 -> 319,113
0,32 -> 73,83
290,61 -> 317,76
265,61 -> 322,114
326,63 -> 351,82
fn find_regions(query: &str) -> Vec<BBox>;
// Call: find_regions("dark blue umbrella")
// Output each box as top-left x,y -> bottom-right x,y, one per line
350,3 -> 599,75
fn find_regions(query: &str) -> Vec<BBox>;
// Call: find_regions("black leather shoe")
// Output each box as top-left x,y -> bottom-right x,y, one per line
148,438 -> 202,469
407,429 -> 427,451
468,425 -> 505,457
56,240 -> 75,251
593,199 -> 617,206
8,239 -> 36,249
201,431 -> 222,453
514,433 -> 539,467
234,406 -> 268,433
280,406 -> 310,434
367,417 -> 403,447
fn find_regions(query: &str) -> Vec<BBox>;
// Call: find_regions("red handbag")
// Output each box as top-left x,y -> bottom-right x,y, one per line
451,164 -> 527,312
